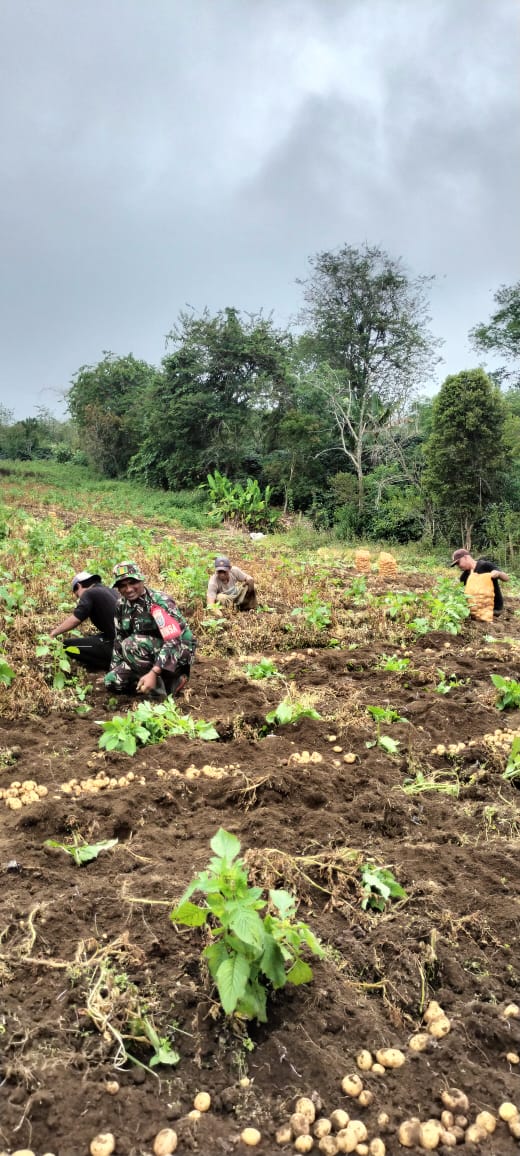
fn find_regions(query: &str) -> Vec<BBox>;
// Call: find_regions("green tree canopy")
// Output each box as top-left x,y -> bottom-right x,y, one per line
67,352 -> 157,476
424,368 -> 510,546
470,282 -> 520,385
297,243 -> 439,505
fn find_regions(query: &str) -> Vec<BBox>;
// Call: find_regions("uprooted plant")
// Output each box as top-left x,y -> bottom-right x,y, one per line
264,696 -> 322,731
491,673 -> 520,711
170,828 -> 324,1022
44,834 -> 118,866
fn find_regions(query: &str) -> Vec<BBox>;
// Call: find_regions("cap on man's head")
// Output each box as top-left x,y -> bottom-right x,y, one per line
112,561 -> 146,587
450,549 -> 470,566
72,570 -> 101,592
215,556 -> 231,571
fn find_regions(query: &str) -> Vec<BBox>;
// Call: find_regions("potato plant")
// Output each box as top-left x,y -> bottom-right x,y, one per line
171,829 -> 324,1022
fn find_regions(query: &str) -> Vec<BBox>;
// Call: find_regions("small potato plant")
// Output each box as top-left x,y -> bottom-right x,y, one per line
170,829 -> 324,1022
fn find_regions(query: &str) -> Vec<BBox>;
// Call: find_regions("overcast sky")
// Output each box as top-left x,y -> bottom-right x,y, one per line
1,0 -> 518,419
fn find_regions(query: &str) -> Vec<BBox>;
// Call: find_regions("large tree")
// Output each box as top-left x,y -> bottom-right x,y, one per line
424,368 -> 510,547
470,282 -> 520,385
297,244 -> 439,506
130,308 -> 294,488
67,352 -> 157,476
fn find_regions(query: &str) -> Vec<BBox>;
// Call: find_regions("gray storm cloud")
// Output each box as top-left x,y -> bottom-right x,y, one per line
0,0 -> 518,416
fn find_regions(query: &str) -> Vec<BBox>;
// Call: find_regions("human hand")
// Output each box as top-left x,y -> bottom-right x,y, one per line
137,671 -> 158,694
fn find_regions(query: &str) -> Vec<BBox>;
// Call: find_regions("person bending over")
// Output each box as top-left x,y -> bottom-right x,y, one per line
49,571 -> 118,671
104,561 -> 196,696
450,548 -> 509,616
206,555 -> 257,611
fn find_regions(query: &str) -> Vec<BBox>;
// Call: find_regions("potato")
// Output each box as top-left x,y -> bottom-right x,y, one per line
506,1051 -> 520,1064
276,1126 -> 293,1145
318,1139 -> 338,1156
12,1150 -> 36,1156
104,1080 -> 120,1095
418,1120 -> 441,1149
193,1091 -> 211,1112
440,1111 -> 453,1130
358,1091 -> 373,1108
240,1128 -> 262,1146
371,1063 -> 385,1075
90,1136 -> 116,1156
368,1142 -> 386,1156
498,1101 -> 519,1122
348,1122 -> 367,1143
397,1120 -> 421,1148
187,1109 -> 201,1120
408,1033 -> 430,1052
423,1000 -> 443,1023
335,1129 -> 357,1154
475,1110 -> 496,1134
377,1113 -> 390,1129
465,1123 -> 488,1144
375,1048 -> 405,1068
510,1117 -> 520,1140
503,1002 -> 520,1018
153,1129 -> 178,1156
356,1050 -> 373,1071
440,1089 -> 469,1114
294,1138 -> 314,1153
296,1098 -> 316,1124
314,1120 -> 332,1139
290,1112 -> 311,1137
330,1110 -> 350,1131
438,1132 -> 456,1148
427,1015 -> 451,1038
355,1146 -> 368,1156
341,1074 -> 363,1097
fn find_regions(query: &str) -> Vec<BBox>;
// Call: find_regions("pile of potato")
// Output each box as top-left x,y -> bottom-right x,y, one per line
289,751 -> 324,765
431,726 -> 520,760
60,770 -> 142,797
354,550 -> 371,574
0,778 -> 48,809
377,553 -> 398,578
274,1095 -> 384,1154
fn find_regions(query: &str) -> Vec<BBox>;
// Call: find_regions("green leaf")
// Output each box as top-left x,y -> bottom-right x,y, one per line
286,958 -> 314,985
203,939 -> 229,978
228,907 -> 265,952
215,953 -> 250,1015
269,889 -> 296,918
149,1041 -> 180,1067
210,828 -> 241,862
378,735 -> 400,755
259,934 -> 287,988
170,901 -> 208,927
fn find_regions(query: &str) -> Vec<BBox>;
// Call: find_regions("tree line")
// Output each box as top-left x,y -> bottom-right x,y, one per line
2,245 -> 519,553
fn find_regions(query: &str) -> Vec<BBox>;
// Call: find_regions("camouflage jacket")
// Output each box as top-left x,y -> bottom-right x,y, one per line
109,587 -> 196,671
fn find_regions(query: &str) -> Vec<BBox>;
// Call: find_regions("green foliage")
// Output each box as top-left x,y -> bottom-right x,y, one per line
0,656 -> 15,686
97,699 -> 219,755
205,470 -> 278,531
376,653 -> 410,672
36,636 -> 79,690
491,673 -> 520,710
424,368 -> 510,541
504,736 -> 520,781
470,281 -> 520,385
345,575 -> 368,604
170,828 -> 323,1021
435,668 -> 468,694
265,697 -> 322,728
402,770 -> 460,796
290,591 -> 331,630
243,658 -> 280,680
68,353 -> 157,477
44,835 -> 118,866
360,864 -> 408,912
366,705 -> 405,725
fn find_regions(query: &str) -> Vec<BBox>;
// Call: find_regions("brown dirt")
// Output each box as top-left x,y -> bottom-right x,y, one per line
1,569 -> 520,1154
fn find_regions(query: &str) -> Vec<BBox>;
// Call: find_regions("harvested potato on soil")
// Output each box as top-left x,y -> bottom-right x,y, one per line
296,1097 -> 317,1123
475,1110 -> 496,1133
397,1119 -> 421,1147
375,1048 -> 405,1068
440,1089 -> 469,1114
153,1129 -> 178,1155
240,1127 -> 262,1146
90,1135 -> 116,1156
330,1109 -> 350,1131
276,1125 -> 293,1145
193,1091 -> 211,1112
408,1032 -> 430,1052
314,1119 -> 332,1139
498,1101 -> 519,1121
427,1014 -> 451,1038
341,1073 -> 363,1096
294,1137 -> 314,1153
356,1050 -> 373,1071
291,1112 -> 311,1137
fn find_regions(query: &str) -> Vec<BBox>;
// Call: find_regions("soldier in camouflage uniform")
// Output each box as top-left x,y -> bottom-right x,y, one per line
104,561 -> 196,696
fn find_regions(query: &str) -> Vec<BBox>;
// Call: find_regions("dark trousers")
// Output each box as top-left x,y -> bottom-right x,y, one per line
65,634 -> 114,672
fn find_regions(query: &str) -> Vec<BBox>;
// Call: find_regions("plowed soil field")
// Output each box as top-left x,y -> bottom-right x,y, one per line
1,510 -> 519,1155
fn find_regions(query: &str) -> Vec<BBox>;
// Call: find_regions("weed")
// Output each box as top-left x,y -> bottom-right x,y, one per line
504,736 -> 520,781
290,592 -> 332,631
491,674 -> 520,710
204,470 -> 278,532
435,668 -> 468,695
401,769 -> 461,797
265,697 -> 321,729
171,828 -> 323,1022
365,704 -> 405,754
36,635 -> 79,690
243,658 -> 280,680
376,653 -> 410,672
44,834 -> 118,866
345,575 -> 368,605
359,864 -> 408,912
0,656 -> 15,686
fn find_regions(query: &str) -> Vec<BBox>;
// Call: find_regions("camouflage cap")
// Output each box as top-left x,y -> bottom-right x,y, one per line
112,560 -> 146,586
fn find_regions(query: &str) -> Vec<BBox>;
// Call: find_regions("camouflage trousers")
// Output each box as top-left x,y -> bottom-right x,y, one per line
104,634 -> 194,690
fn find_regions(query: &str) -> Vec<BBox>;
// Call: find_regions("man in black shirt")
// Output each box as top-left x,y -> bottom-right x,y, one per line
49,571 -> 119,670
450,549 -> 509,615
